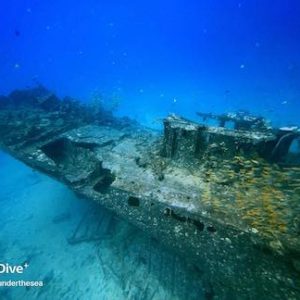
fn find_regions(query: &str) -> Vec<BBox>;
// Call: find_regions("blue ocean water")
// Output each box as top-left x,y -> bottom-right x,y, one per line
0,1 -> 300,299
0,0 -> 299,126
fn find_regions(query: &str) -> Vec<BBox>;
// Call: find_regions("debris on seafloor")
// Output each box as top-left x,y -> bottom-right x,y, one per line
0,87 -> 300,299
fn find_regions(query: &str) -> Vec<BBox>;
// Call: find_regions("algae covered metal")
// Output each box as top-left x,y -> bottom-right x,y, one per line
0,87 -> 299,299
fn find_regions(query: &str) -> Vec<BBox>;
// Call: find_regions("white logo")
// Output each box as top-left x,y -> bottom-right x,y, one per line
0,263 -> 29,274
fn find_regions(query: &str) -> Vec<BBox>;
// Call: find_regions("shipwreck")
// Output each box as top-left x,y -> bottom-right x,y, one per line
0,86 -> 299,299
